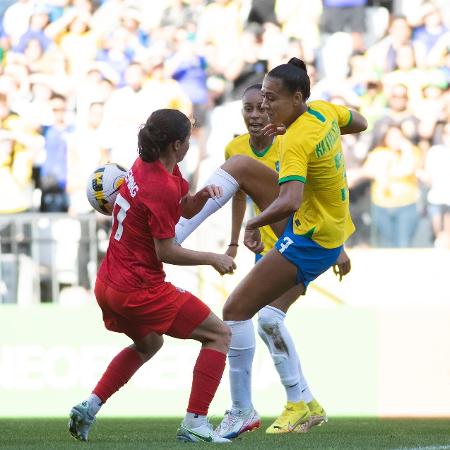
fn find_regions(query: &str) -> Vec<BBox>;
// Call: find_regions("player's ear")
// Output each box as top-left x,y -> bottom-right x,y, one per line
173,139 -> 182,154
293,90 -> 302,107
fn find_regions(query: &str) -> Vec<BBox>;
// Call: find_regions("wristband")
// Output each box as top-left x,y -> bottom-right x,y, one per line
228,243 -> 239,247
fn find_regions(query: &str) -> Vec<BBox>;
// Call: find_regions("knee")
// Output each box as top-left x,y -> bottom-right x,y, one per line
134,335 -> 164,362
223,296 -> 253,321
213,321 -> 231,352
222,155 -> 251,182
257,307 -> 279,337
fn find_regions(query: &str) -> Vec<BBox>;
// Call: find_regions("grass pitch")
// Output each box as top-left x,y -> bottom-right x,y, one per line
1,417 -> 450,450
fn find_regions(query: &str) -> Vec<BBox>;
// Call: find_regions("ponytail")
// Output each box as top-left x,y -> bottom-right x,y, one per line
138,109 -> 191,162
267,58 -> 310,100
287,57 -> 307,73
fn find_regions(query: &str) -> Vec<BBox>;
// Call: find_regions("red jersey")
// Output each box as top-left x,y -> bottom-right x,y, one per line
97,158 -> 189,291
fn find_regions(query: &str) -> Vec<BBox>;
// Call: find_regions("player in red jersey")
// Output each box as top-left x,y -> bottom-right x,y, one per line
68,109 -> 236,444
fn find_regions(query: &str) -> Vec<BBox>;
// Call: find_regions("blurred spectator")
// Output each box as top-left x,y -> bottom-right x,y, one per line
46,8 -> 98,81
68,101 -> 109,214
362,125 -> 422,248
2,0 -> 35,46
100,62 -> 148,169
166,30 -> 209,188
39,93 -> 73,212
14,5 -> 52,54
411,1 -> 449,68
248,0 -> 277,25
422,122 -> 450,248
0,131 -> 35,213
366,15 -> 412,73
96,27 -> 134,85
226,24 -> 267,100
320,0 -> 368,52
371,83 -> 420,148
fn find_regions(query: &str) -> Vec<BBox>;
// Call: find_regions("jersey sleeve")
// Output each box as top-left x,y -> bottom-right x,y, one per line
224,141 -> 233,160
278,139 -> 309,185
331,103 -> 352,128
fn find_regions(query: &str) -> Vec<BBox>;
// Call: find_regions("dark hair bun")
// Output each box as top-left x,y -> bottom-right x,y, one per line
288,57 -> 307,73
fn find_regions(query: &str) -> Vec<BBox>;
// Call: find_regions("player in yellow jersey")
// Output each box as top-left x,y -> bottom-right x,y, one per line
174,58 -> 367,438
218,84 -> 327,436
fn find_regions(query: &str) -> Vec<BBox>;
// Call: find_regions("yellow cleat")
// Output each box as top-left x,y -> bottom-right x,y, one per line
265,400 -> 311,434
306,399 -> 328,430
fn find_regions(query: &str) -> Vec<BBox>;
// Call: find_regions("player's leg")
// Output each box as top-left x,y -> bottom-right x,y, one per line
69,278 -> 165,442
219,221 -> 342,437
69,332 -> 163,441
166,295 -> 231,443
215,247 -> 301,438
176,155 -> 285,244
215,316 -> 261,439
258,289 -> 326,434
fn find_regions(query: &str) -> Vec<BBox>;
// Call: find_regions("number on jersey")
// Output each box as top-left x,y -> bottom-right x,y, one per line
113,193 -> 130,241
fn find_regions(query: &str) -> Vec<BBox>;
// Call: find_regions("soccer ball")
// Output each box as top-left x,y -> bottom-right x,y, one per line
86,163 -> 127,215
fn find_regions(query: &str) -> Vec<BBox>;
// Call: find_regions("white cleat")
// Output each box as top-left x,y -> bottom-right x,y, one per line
68,401 -> 95,441
176,420 -> 231,443
216,408 -> 261,439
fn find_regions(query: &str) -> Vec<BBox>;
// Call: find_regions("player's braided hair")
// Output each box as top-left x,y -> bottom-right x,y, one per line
267,57 -> 310,101
138,109 -> 191,162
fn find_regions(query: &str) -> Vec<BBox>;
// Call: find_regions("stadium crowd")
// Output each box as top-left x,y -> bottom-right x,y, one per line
0,0 -> 449,248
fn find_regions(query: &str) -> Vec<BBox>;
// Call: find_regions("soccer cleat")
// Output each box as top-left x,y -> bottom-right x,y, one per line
307,399 -> 328,429
176,421 -> 231,443
265,400 -> 311,434
68,401 -> 95,441
216,408 -> 261,439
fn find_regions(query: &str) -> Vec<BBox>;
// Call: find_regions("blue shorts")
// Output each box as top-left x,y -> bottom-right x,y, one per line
273,216 -> 343,287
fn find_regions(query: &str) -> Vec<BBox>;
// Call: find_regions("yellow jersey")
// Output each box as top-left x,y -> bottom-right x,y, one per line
364,145 -> 421,208
278,100 -> 355,248
225,133 -> 281,255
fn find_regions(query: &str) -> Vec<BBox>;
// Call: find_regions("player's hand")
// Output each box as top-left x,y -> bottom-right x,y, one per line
211,253 -> 237,275
262,123 -> 287,137
196,184 -> 223,200
244,226 -> 264,254
333,249 -> 351,281
225,245 -> 238,258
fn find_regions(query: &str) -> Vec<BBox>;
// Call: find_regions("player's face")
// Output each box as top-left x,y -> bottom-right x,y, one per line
261,76 -> 300,126
242,89 -> 269,137
175,132 -> 191,162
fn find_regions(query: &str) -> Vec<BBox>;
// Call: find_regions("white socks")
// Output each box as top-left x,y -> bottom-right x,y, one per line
175,168 -> 239,244
87,393 -> 102,416
184,412 -> 207,428
226,319 -> 256,412
257,306 -> 313,403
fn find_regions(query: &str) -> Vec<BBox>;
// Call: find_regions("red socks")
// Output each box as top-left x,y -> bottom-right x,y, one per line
187,348 -> 227,415
92,346 -> 226,415
93,347 -> 143,403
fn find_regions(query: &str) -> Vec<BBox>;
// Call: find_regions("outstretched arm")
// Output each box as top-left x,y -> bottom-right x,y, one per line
340,110 -> 368,135
226,189 -> 247,257
180,184 -> 223,219
154,237 -> 236,275
244,180 -> 303,253
333,248 -> 351,281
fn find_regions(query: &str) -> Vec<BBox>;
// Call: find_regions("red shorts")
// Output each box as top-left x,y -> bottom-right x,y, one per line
94,277 -> 211,341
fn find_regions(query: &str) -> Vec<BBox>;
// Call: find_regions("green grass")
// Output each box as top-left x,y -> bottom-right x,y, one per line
1,418 -> 450,450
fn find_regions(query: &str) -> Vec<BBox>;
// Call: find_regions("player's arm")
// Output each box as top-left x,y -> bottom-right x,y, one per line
333,247 -> 351,281
244,181 -> 304,253
180,184 -> 223,219
339,110 -> 368,135
154,237 -> 236,275
226,189 -> 247,257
